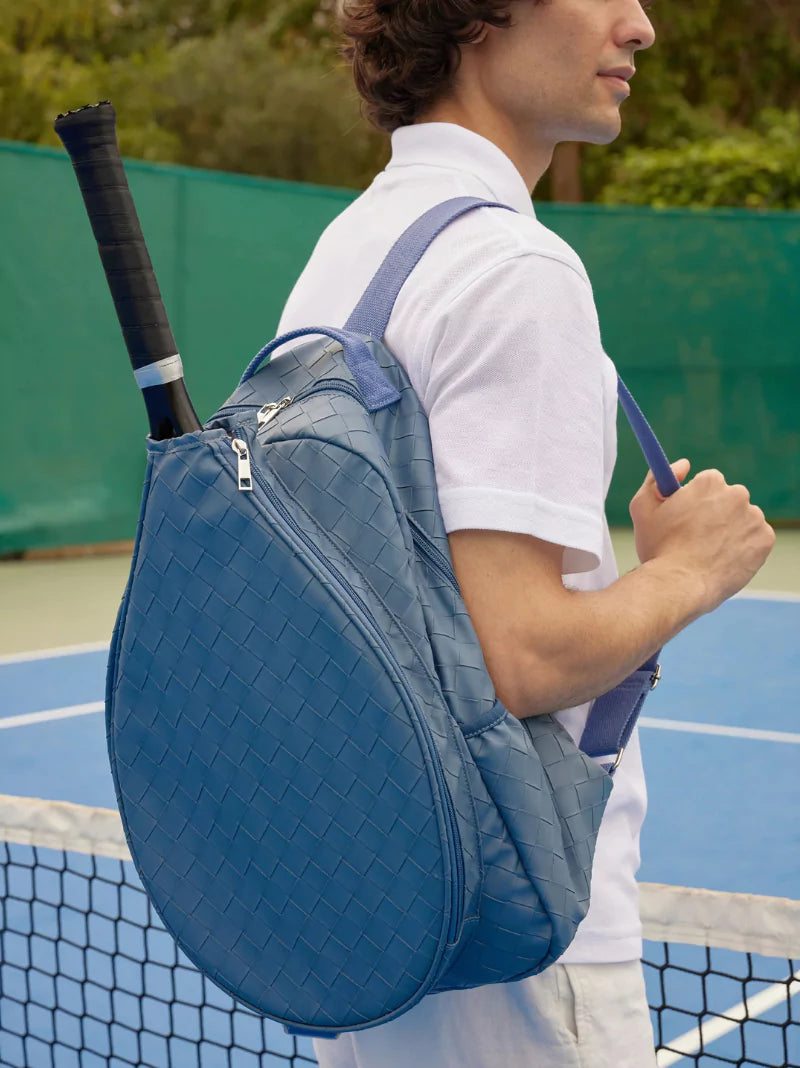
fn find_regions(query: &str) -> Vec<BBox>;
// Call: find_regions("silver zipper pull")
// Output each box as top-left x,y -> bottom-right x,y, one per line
257,395 -> 292,428
230,438 -> 253,492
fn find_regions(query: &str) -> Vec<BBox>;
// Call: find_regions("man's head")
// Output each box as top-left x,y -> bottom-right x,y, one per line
339,0 -> 656,187
338,2 -> 517,133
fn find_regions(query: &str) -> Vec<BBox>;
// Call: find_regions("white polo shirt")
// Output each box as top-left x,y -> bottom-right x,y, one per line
276,122 -> 647,967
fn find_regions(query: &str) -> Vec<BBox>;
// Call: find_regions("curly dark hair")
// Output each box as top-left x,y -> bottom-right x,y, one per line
338,1 -> 516,133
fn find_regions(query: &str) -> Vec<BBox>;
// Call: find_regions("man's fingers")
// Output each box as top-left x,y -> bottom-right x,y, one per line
635,459 -> 691,513
643,458 -> 691,502
672,458 -> 691,481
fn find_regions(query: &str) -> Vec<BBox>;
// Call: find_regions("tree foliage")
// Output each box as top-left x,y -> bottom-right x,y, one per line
0,0 -> 383,181
582,0 -> 800,206
0,0 -> 798,206
601,110 -> 800,210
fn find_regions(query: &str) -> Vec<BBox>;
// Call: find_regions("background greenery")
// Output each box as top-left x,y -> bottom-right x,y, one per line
1,0 -> 799,207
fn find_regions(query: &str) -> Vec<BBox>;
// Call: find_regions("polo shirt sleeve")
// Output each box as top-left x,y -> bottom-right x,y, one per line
420,252 -> 609,575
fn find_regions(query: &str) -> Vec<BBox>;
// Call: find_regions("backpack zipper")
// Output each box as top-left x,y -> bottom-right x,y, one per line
257,379 -> 365,428
214,403 -> 260,418
246,387 -> 460,592
215,380 -> 364,430
407,519 -> 460,591
221,442 -> 464,944
229,438 -> 254,492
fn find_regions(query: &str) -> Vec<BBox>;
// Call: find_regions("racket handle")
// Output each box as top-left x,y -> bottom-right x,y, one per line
54,101 -> 201,440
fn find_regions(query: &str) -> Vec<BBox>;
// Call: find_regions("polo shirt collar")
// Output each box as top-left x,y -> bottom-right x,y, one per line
387,122 -> 536,219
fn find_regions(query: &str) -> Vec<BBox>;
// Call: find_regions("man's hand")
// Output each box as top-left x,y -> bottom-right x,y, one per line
629,459 -> 776,615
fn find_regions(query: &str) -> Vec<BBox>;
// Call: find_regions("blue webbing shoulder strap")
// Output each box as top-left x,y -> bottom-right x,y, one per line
345,196 -> 676,772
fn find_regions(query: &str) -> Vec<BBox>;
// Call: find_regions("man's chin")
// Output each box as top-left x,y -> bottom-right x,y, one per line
576,113 -> 623,146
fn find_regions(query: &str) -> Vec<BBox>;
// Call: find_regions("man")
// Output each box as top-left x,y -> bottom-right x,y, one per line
275,2 -> 776,1065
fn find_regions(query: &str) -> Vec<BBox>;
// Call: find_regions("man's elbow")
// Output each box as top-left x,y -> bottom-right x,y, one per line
487,646 -> 568,720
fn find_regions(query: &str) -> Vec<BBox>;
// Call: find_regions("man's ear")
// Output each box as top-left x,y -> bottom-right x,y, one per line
470,23 -> 491,45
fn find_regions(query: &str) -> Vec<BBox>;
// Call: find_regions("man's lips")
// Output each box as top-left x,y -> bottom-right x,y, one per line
598,66 -> 636,82
597,68 -> 634,95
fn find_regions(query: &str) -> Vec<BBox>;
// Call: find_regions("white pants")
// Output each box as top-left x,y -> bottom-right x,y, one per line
312,960 -> 658,1068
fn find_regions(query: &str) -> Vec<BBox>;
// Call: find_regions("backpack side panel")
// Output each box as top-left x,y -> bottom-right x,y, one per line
365,341 -> 617,987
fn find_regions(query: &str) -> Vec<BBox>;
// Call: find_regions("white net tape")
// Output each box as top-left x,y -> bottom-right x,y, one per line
4,793 -> 800,958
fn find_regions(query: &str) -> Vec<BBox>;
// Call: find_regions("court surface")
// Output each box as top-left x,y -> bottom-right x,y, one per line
1,539 -> 798,1066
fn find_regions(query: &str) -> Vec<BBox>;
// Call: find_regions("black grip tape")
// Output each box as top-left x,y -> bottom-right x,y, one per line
54,103 -> 177,373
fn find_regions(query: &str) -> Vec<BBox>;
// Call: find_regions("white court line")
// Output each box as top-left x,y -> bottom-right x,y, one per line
640,717 -> 800,745
0,641 -> 110,666
733,588 -> 800,603
656,970 -> 800,1067
0,703 -> 798,741
0,701 -> 104,730
0,590 -> 795,668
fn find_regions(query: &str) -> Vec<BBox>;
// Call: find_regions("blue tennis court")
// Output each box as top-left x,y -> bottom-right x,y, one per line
1,588 -> 799,1066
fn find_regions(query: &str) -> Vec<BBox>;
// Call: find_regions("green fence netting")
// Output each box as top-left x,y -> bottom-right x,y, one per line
1,139 -> 798,554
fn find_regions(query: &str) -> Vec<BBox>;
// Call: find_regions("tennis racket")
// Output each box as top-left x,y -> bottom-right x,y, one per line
54,101 -> 201,440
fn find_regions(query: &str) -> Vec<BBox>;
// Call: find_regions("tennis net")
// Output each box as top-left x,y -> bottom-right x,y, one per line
1,794 -> 798,1068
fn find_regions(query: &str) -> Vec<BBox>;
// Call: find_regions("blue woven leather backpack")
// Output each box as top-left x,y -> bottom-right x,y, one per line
106,198 -> 674,1038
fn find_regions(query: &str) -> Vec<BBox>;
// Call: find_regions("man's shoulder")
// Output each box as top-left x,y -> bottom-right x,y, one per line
286,186 -> 596,334
397,204 -> 597,323
469,205 -> 589,277
323,185 -> 590,283
440,206 -> 593,304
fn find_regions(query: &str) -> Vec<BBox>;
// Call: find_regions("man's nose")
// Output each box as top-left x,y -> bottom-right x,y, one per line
618,2 -> 656,52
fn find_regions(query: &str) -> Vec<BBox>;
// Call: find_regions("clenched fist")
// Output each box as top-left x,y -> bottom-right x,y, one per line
629,459 -> 776,615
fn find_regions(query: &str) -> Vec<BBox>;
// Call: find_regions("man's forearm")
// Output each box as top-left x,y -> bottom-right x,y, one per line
515,557 -> 706,717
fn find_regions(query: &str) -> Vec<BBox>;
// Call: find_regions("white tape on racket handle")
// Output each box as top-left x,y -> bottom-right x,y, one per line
133,354 -> 184,389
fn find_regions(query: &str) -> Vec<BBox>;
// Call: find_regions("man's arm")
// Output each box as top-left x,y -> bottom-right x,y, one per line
448,462 -> 776,718
448,528 -> 701,716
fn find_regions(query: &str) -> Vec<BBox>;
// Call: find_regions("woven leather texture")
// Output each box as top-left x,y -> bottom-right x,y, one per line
106,333 -> 612,1036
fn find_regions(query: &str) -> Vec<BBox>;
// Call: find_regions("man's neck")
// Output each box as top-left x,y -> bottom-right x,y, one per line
414,103 -> 554,194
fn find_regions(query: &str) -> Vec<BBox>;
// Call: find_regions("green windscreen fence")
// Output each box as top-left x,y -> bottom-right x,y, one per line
1,139 -> 798,554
